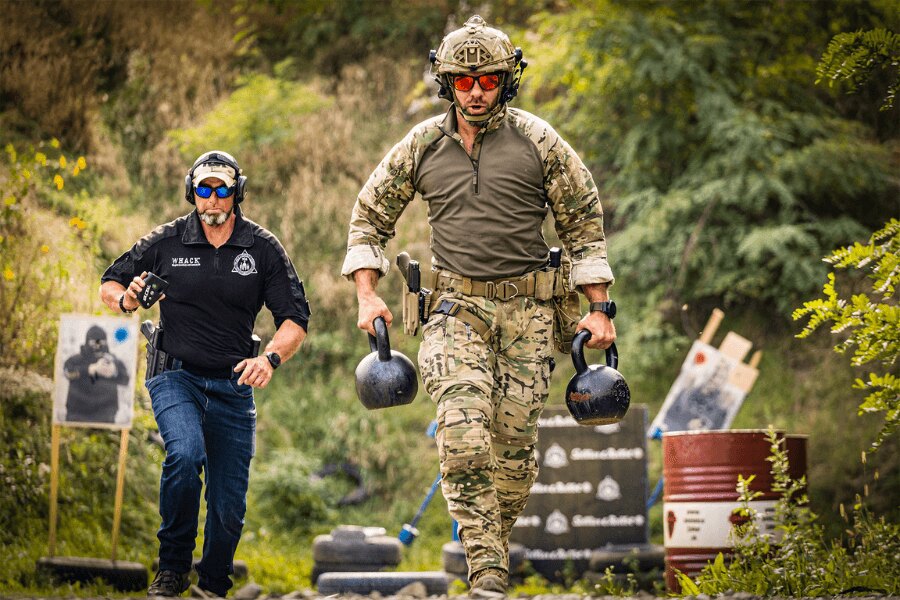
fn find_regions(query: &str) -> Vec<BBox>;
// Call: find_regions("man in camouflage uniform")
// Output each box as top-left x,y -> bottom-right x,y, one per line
342,15 -> 616,596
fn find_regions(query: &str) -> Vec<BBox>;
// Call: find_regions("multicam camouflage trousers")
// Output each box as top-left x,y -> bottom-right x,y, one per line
418,292 -> 555,578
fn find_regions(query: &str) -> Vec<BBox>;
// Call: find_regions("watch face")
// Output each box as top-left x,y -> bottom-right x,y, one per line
606,301 -> 617,319
267,352 -> 281,368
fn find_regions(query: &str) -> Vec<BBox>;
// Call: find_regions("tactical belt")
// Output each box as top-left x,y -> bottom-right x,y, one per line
429,268 -> 559,302
165,356 -> 236,380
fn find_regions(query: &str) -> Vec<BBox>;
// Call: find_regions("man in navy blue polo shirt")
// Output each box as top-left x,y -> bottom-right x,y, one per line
100,151 -> 310,597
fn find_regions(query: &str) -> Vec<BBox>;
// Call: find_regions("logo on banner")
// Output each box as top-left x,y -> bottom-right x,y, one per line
514,515 -> 541,528
596,475 -> 622,501
232,250 -> 258,276
545,510 -> 570,535
543,443 -> 569,468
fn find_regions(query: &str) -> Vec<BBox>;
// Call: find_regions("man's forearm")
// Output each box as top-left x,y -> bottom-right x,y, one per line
580,282 -> 610,303
353,268 -> 381,299
266,320 -> 306,363
100,281 -> 127,312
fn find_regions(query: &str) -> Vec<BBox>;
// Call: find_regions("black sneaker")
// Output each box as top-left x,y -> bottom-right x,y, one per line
148,569 -> 191,597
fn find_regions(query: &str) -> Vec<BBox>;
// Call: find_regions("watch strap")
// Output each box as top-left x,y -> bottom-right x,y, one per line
589,301 -> 615,319
119,293 -> 136,314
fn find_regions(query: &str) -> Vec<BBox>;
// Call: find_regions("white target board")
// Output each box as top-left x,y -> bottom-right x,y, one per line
53,314 -> 138,429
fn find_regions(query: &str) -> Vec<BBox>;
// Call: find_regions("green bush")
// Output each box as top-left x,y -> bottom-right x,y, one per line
251,449 -> 333,533
794,219 -> 900,450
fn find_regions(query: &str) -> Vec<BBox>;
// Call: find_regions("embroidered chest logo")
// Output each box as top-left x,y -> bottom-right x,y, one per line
232,250 -> 258,276
172,257 -> 201,267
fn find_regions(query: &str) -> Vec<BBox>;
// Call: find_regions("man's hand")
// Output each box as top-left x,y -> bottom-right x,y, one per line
119,271 -> 166,312
234,356 -> 274,388
576,312 -> 616,350
354,268 -> 393,336
357,294 -> 393,336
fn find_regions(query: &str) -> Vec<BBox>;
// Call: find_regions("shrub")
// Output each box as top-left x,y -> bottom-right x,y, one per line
679,428 -> 900,596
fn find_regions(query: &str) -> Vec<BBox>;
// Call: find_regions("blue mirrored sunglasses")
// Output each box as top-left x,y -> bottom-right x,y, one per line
194,184 -> 235,199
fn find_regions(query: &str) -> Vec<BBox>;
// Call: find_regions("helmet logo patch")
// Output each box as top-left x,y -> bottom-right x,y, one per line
232,250 -> 258,276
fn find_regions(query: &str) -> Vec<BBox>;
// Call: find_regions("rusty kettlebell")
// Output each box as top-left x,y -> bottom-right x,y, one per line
565,331 -> 630,425
355,316 -> 418,410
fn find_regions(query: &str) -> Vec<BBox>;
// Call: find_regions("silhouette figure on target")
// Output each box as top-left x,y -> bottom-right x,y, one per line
62,325 -> 129,424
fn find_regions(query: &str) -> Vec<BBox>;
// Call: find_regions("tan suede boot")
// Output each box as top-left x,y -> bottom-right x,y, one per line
469,568 -> 508,598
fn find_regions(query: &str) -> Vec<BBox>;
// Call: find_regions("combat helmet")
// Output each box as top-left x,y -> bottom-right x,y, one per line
429,15 -> 527,123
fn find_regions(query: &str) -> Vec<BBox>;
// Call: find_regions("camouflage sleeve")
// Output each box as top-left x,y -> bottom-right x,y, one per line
341,133 -> 419,280
543,130 -> 615,288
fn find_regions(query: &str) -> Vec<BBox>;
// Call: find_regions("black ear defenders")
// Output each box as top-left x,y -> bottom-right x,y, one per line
184,150 -> 248,205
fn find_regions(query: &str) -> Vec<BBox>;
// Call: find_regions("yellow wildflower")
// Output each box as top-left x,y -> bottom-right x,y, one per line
41,244 -> 50,253
23,169 -> 31,180
35,152 -> 47,166
54,174 -> 64,190
59,155 -> 67,168
4,196 -> 15,206
50,138 -> 60,148
3,268 -> 14,281
73,166 -> 80,176
77,156 -> 87,169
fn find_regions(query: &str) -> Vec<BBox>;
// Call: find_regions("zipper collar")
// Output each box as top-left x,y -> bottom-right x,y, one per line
439,104 -> 508,139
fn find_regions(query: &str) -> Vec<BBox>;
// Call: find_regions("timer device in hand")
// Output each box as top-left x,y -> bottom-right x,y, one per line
138,272 -> 169,308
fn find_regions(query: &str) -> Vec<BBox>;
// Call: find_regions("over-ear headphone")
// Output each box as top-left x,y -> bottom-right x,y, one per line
184,150 -> 248,205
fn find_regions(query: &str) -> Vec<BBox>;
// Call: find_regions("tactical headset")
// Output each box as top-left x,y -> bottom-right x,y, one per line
184,151 -> 247,205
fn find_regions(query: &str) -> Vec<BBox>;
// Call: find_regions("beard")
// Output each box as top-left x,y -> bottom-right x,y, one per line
199,207 -> 232,226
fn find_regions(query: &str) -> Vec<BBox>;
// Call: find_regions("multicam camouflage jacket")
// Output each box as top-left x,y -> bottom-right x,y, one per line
341,105 -> 614,287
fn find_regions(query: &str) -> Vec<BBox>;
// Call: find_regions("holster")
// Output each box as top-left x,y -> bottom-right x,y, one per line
402,288 -> 420,336
141,321 -> 168,381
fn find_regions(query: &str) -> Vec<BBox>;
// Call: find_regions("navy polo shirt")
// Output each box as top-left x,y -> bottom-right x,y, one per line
102,207 -> 311,371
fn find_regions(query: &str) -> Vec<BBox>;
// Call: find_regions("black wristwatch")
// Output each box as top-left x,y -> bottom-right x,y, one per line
119,293 -> 136,314
589,300 -> 616,319
265,352 -> 281,370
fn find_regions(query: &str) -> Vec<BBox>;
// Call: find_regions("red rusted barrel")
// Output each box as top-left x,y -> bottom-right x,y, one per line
662,430 -> 807,592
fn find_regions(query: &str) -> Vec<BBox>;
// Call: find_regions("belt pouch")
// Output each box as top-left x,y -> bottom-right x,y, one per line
535,270 -> 554,301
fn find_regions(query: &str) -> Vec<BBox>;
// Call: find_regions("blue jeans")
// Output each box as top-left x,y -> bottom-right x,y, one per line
146,366 -> 256,597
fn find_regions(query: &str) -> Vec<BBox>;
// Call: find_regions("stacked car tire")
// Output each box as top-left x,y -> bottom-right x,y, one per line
311,525 -> 402,584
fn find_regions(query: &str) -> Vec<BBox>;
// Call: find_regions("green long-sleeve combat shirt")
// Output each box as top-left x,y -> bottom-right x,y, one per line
341,105 -> 614,287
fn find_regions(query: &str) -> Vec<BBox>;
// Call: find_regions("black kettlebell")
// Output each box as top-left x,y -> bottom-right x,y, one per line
565,331 -> 630,425
355,317 -> 418,410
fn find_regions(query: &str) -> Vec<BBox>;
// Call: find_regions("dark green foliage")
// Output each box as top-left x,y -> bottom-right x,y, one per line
0,369 -> 53,539
236,0 -> 554,76
818,28 -> 900,110
525,0 -> 897,327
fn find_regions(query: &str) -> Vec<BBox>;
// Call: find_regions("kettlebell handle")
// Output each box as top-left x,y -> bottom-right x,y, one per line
571,330 -> 618,373
368,316 -> 392,361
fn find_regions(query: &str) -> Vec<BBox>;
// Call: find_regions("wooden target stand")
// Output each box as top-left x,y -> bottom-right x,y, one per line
37,422 -> 147,592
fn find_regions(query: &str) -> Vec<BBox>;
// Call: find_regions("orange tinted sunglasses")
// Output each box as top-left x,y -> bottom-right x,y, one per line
452,73 -> 502,92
